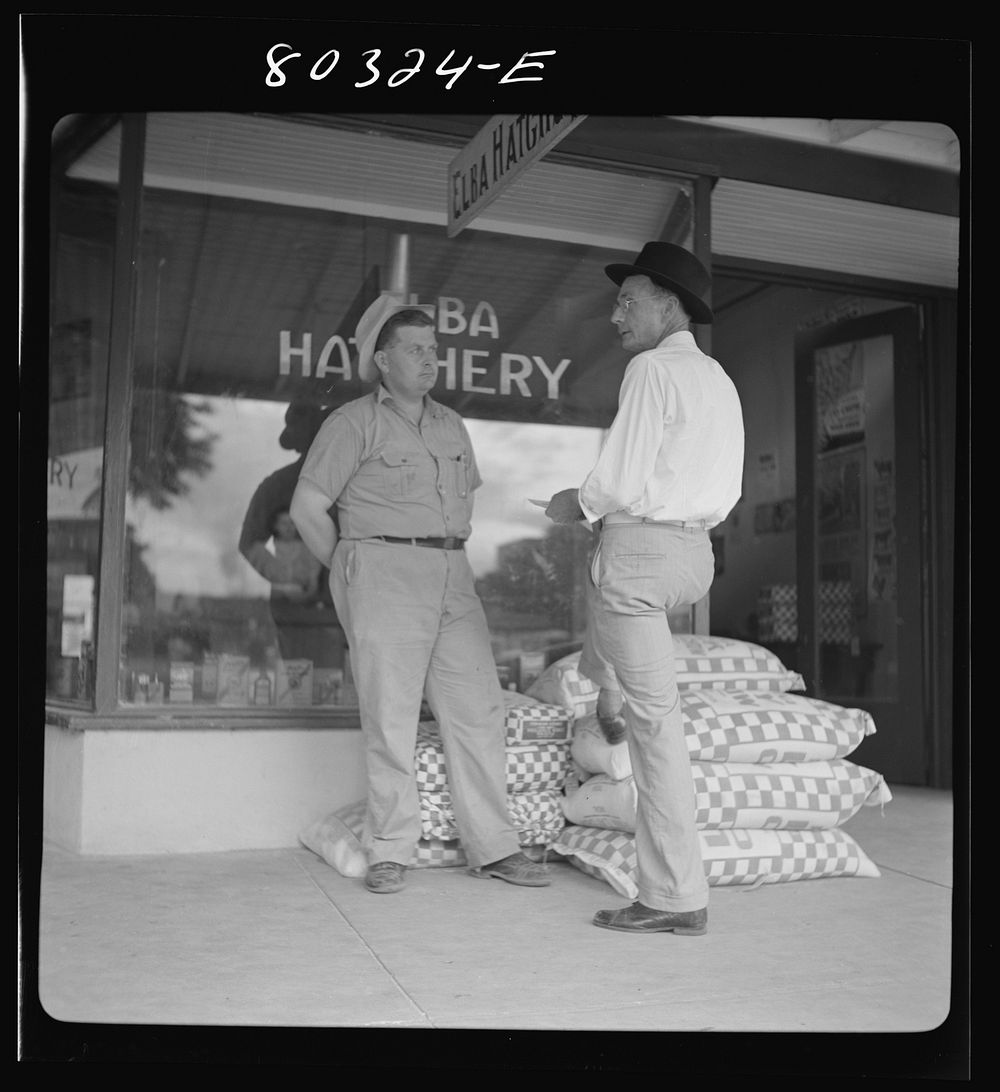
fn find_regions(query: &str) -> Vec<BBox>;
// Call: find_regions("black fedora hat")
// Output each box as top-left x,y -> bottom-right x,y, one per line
605,242 -> 713,324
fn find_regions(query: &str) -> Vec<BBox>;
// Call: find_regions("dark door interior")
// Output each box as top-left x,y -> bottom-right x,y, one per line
795,307 -> 927,784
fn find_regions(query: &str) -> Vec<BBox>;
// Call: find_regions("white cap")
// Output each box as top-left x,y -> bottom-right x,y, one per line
355,292 -> 434,383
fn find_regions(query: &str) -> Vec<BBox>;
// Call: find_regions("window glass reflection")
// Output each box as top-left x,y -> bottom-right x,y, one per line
112,114 -> 695,708
47,144 -> 118,704
119,404 -> 607,705
122,397 -> 351,707
466,420 -> 604,690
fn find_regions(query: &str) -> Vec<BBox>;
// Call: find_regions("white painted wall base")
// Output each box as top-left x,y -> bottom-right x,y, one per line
43,723 -> 367,855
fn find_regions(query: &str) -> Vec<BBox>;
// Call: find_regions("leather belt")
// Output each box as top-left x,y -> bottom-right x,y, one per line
372,535 -> 466,550
600,513 -> 711,530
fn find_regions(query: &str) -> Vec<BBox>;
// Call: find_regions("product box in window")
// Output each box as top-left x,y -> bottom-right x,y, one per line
250,670 -> 276,706
339,653 -> 358,705
216,654 -> 251,706
518,650 -> 547,692
313,667 -> 343,705
168,661 -> 195,703
128,669 -> 164,703
199,653 -> 219,701
275,658 -> 314,707
496,661 -> 517,691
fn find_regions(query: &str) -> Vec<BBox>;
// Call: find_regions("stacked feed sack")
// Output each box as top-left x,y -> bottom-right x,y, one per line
300,690 -> 574,876
525,636 -> 889,897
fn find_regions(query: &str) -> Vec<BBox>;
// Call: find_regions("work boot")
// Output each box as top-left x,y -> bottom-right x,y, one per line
593,901 -> 707,935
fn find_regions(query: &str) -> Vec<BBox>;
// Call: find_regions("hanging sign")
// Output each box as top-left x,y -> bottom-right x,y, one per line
447,114 -> 586,237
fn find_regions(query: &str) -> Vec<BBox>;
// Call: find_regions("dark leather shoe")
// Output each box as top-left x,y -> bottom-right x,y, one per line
593,901 -> 707,935
469,851 -> 550,887
365,861 -> 406,893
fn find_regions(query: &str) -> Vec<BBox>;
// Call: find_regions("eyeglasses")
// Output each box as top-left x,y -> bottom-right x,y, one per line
613,294 -> 660,314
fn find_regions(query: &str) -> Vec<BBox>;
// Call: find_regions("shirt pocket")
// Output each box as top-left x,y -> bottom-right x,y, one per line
435,440 -> 472,499
377,443 -> 421,497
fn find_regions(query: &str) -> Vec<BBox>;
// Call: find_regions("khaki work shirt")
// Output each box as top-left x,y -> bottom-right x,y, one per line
298,386 -> 481,540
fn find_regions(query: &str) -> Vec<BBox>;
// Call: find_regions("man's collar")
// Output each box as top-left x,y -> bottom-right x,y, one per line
655,329 -> 697,349
375,384 -> 444,417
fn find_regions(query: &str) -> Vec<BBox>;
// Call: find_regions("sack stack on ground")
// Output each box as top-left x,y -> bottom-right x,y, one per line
300,690 -> 575,875
410,691 -> 574,862
526,635 -> 890,898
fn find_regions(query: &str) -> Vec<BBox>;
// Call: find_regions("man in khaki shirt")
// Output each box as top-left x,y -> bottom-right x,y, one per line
291,293 -> 550,894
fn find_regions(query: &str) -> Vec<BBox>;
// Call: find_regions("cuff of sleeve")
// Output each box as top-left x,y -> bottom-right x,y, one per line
577,492 -> 602,525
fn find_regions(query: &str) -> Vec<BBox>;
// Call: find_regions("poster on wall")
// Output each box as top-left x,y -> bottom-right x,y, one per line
60,574 -> 94,657
817,447 -> 866,618
815,340 -> 866,453
869,456 -> 897,601
757,450 -> 779,498
48,446 -> 103,521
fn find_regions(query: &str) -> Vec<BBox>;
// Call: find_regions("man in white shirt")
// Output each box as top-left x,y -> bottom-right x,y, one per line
545,242 -> 744,935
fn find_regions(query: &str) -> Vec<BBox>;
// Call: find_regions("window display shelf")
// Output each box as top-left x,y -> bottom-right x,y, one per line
44,703 -> 362,732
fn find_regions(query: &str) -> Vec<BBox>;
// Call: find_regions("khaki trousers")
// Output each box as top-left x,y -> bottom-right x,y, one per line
579,522 -> 715,911
330,539 -> 520,869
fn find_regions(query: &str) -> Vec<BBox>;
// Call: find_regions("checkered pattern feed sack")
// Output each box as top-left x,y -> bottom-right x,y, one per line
503,701 -> 574,743
406,840 -> 550,868
300,801 -> 465,872
669,634 -> 807,692
503,740 -> 576,793
418,695 -> 573,747
560,760 -> 891,833
566,691 -> 875,778
680,689 -> 877,761
526,638 -> 806,718
298,803 -> 469,872
690,759 -> 891,829
414,723 -> 572,794
551,825 -> 881,898
526,657 -> 602,717
306,801 -> 550,871
408,838 -> 468,868
298,806 -> 368,878
757,582 -> 856,645
418,788 -> 567,844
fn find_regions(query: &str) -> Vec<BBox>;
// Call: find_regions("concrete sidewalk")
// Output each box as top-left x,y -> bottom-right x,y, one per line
25,783 -> 966,1070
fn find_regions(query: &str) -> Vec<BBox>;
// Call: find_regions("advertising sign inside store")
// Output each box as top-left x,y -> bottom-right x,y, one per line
815,341 -> 867,453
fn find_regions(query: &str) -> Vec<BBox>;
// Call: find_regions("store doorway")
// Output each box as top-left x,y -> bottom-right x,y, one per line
709,275 -> 934,786
794,307 -> 926,784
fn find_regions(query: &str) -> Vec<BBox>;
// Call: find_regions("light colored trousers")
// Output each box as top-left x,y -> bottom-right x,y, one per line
330,538 -> 520,869
579,522 -> 715,911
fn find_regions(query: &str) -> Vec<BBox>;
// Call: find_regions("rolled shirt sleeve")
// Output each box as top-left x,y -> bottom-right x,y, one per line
299,412 -> 366,507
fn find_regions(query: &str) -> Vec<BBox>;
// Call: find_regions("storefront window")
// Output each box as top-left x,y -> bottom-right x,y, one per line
68,113 -> 697,710
46,122 -> 120,704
